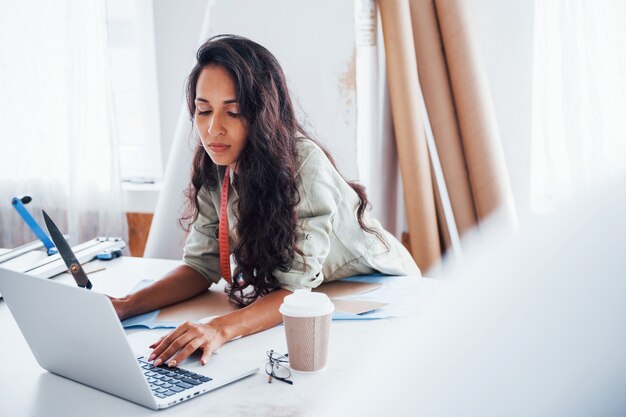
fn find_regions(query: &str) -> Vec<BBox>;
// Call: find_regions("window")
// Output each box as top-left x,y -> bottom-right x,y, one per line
531,0 -> 626,212
106,0 -> 162,182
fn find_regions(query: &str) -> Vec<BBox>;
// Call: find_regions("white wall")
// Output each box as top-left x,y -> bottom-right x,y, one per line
152,0 -> 358,179
151,0 -> 536,214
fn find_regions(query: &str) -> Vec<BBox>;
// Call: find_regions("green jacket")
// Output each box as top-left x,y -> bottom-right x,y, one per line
183,138 -> 420,291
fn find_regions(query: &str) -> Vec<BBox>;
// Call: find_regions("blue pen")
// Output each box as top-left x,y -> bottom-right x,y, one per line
11,195 -> 58,255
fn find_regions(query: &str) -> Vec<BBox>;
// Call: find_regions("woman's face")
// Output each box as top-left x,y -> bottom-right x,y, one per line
194,64 -> 249,172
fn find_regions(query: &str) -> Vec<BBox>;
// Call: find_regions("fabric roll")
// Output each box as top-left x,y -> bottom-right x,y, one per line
409,0 -> 478,237
430,161 -> 450,253
379,0 -> 441,271
355,0 -> 383,223
143,107 -> 194,259
144,2 -> 216,259
434,0 -> 517,224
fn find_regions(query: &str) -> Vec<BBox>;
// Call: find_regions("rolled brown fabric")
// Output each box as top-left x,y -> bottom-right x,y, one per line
435,0 -> 517,225
379,0 -> 441,271
430,161 -> 450,253
409,0 -> 478,238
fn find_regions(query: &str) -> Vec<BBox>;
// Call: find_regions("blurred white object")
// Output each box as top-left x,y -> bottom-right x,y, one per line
326,178 -> 626,416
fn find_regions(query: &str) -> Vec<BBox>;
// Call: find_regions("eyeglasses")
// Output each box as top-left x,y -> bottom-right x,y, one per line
266,350 -> 293,385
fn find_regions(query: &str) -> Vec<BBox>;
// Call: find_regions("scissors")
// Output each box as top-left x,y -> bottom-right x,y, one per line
42,210 -> 93,290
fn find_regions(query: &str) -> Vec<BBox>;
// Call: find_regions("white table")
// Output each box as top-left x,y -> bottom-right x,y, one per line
0,256 -> 440,416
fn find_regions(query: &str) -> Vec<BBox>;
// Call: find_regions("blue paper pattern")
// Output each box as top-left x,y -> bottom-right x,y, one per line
121,274 -> 420,328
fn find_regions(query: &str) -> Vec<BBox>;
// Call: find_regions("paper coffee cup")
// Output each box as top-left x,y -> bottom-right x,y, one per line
279,289 -> 335,372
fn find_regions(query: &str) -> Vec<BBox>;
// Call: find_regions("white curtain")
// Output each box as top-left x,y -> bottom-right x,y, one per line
531,0 -> 626,212
0,0 -> 127,248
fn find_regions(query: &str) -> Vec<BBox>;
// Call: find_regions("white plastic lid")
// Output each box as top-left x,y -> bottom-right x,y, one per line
279,289 -> 335,318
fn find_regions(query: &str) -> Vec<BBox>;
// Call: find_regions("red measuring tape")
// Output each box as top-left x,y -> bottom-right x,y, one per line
218,166 -> 232,284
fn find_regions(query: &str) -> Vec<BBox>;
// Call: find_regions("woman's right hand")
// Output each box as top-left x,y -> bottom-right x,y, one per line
104,265 -> 211,322
108,296 -> 130,320
148,321 -> 227,367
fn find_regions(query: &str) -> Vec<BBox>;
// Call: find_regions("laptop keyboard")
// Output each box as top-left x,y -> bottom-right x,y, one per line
138,358 -> 213,399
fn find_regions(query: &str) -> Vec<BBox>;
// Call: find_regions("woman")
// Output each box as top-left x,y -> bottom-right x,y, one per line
112,35 -> 419,367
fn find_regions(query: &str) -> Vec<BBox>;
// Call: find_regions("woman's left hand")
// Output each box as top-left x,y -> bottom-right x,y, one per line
148,321 -> 226,367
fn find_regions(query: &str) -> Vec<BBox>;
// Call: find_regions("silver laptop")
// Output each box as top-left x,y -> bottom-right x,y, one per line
0,268 -> 258,410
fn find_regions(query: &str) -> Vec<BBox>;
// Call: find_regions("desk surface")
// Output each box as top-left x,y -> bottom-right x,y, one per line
0,256 -> 440,417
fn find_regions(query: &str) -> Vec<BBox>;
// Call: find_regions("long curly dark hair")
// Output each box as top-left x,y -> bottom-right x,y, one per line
182,35 -> 382,307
